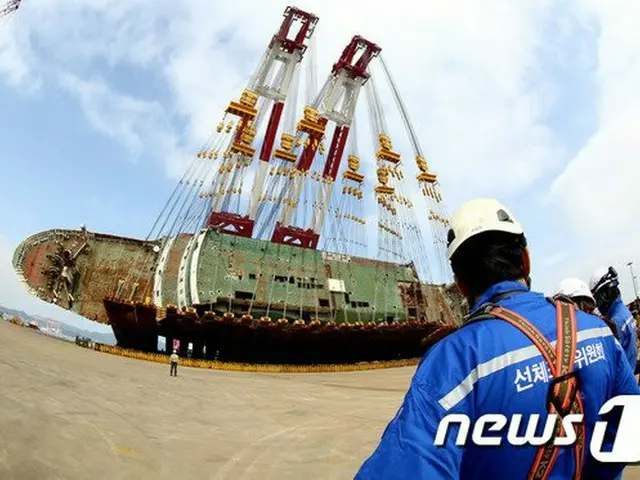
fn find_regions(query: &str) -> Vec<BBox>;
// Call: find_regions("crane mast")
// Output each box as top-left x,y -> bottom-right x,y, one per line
271,35 -> 381,249
0,0 -> 20,19
205,6 -> 318,238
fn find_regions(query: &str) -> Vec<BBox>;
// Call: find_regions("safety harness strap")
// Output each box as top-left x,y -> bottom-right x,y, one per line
489,301 -> 585,480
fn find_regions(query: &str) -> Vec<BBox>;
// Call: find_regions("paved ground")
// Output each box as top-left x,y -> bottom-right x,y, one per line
1,321 -> 639,480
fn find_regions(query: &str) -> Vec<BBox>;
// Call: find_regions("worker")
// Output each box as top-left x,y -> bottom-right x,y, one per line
356,198 -> 639,480
170,349 -> 179,377
553,277 -> 596,314
555,277 -> 619,339
590,266 -> 637,372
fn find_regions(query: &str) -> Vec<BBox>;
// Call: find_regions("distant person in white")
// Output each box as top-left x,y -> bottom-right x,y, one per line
170,349 -> 179,377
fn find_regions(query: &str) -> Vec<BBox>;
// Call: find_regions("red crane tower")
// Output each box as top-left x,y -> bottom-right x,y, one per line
0,0 -> 21,19
271,35 -> 381,249
205,6 -> 318,238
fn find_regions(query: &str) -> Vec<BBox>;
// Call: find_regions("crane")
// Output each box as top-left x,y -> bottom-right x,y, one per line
0,0 -> 20,19
204,6 -> 318,238
271,35 -> 381,249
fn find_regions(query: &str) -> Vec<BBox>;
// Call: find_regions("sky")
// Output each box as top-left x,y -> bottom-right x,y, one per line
0,0 -> 639,331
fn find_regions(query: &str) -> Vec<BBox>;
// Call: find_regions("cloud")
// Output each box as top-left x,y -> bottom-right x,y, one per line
549,116 -> 640,240
545,1 -> 640,300
4,0 -> 639,300
58,73 -> 155,159
540,252 -> 568,269
0,11 -> 36,88
57,72 -> 192,178
1,0 -> 564,199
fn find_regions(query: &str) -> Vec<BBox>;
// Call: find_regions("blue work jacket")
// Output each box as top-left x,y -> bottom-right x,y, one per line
606,297 -> 637,373
356,281 -> 640,479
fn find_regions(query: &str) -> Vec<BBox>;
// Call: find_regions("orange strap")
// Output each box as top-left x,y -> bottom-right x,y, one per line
490,300 -> 585,480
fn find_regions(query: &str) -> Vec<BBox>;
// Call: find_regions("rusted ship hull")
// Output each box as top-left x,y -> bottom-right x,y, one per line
13,228 -> 466,364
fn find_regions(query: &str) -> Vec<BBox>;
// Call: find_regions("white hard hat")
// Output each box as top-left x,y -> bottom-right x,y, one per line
447,198 -> 524,259
554,277 -> 594,302
589,266 -> 619,294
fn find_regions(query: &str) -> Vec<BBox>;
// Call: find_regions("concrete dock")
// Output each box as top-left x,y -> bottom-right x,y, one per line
0,321 -> 638,479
